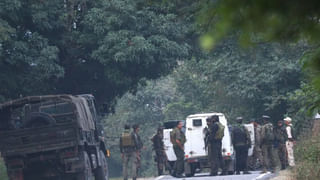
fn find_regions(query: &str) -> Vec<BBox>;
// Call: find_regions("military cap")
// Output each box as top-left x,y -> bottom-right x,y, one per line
262,115 -> 270,119
284,117 -> 292,123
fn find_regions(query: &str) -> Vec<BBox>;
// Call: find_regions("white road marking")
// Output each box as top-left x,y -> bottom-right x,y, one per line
254,171 -> 271,179
154,175 -> 166,180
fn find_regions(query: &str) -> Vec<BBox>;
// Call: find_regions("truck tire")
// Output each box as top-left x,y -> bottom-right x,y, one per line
77,152 -> 94,180
94,150 -> 109,180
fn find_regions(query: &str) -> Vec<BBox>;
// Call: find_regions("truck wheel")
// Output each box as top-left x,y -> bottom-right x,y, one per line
94,150 -> 109,180
77,152 -> 94,180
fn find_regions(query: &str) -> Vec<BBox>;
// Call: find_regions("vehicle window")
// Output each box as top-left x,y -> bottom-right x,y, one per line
40,102 -> 73,115
192,119 -> 202,126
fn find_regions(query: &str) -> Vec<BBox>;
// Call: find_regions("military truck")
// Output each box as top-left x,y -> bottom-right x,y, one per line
0,94 -> 109,180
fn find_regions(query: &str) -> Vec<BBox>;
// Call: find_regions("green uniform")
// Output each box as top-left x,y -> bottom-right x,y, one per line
171,127 -> 186,177
274,125 -> 287,169
151,133 -> 168,175
120,129 -> 138,180
261,123 -> 276,172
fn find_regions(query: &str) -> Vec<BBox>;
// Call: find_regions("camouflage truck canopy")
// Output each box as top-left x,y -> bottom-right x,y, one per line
0,95 -> 95,131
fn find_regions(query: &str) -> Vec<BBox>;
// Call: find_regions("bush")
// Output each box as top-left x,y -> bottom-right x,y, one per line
293,134 -> 320,180
0,158 -> 8,180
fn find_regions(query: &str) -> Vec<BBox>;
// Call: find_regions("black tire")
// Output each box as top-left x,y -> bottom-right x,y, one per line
95,150 -> 109,180
77,152 -> 94,180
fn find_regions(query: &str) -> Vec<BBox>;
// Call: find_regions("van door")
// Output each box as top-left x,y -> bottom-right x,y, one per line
185,118 -> 207,158
163,128 -> 177,161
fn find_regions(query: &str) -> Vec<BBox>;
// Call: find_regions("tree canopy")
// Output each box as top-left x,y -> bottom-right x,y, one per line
0,0 -> 191,111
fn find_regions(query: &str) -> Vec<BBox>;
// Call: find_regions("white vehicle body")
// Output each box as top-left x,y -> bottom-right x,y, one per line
184,113 -> 233,160
162,121 -> 185,162
163,128 -> 177,161
244,123 -> 255,156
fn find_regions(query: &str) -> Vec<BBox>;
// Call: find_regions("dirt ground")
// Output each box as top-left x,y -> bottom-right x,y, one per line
270,170 -> 294,180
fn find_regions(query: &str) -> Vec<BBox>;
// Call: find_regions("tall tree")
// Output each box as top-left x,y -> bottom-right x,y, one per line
0,0 -> 191,111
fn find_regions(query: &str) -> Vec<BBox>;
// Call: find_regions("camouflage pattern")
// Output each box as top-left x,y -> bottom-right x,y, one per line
132,131 -> 143,177
171,127 -> 186,177
151,132 -> 169,175
232,123 -> 251,173
261,122 -> 276,172
208,121 -> 226,175
274,124 -> 288,169
122,152 -> 138,180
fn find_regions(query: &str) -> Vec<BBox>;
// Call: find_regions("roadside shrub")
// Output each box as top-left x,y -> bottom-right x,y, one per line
293,134 -> 320,180
0,158 -> 8,180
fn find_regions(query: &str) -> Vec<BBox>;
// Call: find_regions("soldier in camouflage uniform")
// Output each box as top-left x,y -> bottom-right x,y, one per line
120,125 -> 138,180
232,117 -> 251,174
260,115 -> 276,173
274,120 -> 287,170
151,126 -> 169,175
132,124 -> 143,178
171,121 -> 186,178
207,115 -> 226,176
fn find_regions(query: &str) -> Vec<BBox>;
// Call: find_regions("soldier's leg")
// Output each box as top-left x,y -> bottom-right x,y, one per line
132,152 -> 138,179
278,144 -> 286,169
286,141 -> 295,167
261,145 -> 269,172
268,146 -> 276,172
210,143 -> 219,175
217,142 -> 226,174
173,146 -> 184,176
157,157 -> 164,176
122,153 -> 129,180
243,147 -> 250,173
234,147 -> 241,173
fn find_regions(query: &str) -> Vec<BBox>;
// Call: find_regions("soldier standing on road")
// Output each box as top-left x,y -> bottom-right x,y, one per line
132,124 -> 144,178
284,117 -> 295,167
232,117 -> 251,174
151,126 -> 169,176
248,119 -> 263,170
274,120 -> 288,170
120,124 -> 138,180
207,115 -> 226,176
171,121 -> 186,178
261,115 -> 276,173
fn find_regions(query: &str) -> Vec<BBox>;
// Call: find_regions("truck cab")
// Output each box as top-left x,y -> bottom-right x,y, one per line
184,113 -> 235,176
0,94 -> 109,180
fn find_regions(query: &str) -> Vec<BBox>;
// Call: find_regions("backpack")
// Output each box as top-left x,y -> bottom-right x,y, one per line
263,123 -> 274,142
121,132 -> 135,147
214,122 -> 225,140
232,125 -> 247,145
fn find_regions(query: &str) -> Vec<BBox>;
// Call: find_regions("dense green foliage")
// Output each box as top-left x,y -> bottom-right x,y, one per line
294,135 -> 320,179
0,158 -> 8,180
0,0 -> 191,110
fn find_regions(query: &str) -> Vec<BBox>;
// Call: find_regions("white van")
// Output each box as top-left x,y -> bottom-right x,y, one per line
184,113 -> 235,177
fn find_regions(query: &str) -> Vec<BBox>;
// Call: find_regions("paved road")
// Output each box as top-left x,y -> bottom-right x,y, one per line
154,171 -> 276,180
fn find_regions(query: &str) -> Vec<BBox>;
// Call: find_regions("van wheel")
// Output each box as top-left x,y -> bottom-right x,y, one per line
95,150 -> 109,180
77,152 -> 94,180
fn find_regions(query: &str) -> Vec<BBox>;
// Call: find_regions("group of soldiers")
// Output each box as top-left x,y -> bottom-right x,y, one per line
249,115 -> 296,173
119,115 -> 296,179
